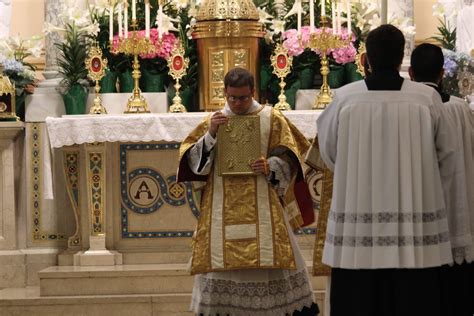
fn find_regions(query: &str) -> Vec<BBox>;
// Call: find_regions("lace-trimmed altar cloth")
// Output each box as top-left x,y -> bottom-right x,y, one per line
45,111 -> 320,148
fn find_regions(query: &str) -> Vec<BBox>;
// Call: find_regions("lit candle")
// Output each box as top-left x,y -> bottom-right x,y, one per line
332,2 -> 336,33
337,1 -> 342,35
297,0 -> 302,35
321,0 -> 326,16
124,1 -> 128,38
132,0 -> 136,21
347,0 -> 351,35
310,0 -> 314,32
145,0 -> 150,39
118,3 -> 123,38
109,4 -> 113,42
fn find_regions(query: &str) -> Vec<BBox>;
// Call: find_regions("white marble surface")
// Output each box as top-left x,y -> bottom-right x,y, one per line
26,92 -> 169,122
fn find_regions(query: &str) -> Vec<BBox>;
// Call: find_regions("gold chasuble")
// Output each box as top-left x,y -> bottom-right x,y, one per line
178,106 -> 311,275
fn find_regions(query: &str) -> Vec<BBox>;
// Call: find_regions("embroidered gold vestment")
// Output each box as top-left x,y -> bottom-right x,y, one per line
178,106 -> 310,275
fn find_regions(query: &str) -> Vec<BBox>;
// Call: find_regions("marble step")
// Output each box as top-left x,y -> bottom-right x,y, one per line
39,262 -> 327,297
0,286 -> 326,316
0,287 -> 194,316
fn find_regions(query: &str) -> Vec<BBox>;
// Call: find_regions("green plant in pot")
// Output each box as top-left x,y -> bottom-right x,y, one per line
45,1 -> 100,114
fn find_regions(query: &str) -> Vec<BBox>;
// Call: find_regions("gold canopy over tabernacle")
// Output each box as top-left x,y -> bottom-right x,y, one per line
195,0 -> 260,21
192,0 -> 264,111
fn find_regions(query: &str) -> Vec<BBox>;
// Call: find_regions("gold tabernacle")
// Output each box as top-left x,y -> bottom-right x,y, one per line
217,115 -> 260,176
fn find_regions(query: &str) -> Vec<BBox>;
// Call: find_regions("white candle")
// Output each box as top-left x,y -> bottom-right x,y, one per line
157,4 -> 163,40
381,0 -> 387,24
132,0 -> 136,20
337,1 -> 342,35
118,3 -> 123,38
347,0 -> 351,35
321,0 -> 326,16
109,5 -> 113,42
124,1 -> 128,38
310,0 -> 314,32
331,2 -> 336,33
145,0 -> 150,38
297,0 -> 302,35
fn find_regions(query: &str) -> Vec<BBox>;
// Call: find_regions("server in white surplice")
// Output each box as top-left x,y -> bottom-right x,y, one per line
317,25 -> 459,316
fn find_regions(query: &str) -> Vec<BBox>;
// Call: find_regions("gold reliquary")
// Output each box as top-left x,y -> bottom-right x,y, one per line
217,115 -> 261,176
0,74 -> 19,121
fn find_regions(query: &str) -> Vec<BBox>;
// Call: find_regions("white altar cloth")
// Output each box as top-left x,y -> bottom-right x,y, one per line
45,110 -> 321,148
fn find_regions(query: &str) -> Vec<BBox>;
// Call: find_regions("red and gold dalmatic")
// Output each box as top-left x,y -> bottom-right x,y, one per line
178,106 -> 313,275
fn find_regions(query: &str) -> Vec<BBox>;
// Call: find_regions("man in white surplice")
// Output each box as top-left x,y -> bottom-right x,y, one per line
410,42 -> 474,316
317,25 -> 459,316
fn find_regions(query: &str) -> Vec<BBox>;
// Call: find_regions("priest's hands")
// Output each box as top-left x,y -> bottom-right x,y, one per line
209,111 -> 229,138
250,157 -> 269,176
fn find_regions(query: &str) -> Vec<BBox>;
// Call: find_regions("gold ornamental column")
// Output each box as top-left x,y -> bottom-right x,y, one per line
192,0 -> 264,111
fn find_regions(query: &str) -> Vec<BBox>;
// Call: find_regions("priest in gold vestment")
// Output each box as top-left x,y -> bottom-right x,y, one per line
178,68 -> 319,315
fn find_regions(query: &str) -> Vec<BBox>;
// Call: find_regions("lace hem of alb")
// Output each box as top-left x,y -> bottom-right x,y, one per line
191,270 -> 314,316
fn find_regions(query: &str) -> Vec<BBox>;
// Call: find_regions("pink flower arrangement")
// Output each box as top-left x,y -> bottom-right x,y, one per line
282,26 -> 357,64
112,28 -> 177,60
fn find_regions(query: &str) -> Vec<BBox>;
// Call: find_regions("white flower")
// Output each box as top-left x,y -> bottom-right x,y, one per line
79,22 -> 100,37
92,0 -> 109,14
156,14 -> 179,33
67,7 -> 91,27
258,7 -> 273,25
432,3 -> 445,18
43,22 -> 66,36
285,0 -> 305,19
263,29 -> 274,44
368,15 -> 381,30
271,19 -> 285,35
172,0 -> 188,10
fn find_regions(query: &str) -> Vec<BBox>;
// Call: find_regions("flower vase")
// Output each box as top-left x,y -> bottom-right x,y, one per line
100,69 -> 118,93
298,68 -> 315,89
328,64 -> 345,88
344,62 -> 363,83
63,84 -> 88,115
118,69 -> 134,93
140,69 -> 166,92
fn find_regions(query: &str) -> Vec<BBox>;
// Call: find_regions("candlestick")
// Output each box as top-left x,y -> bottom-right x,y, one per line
332,2 -> 336,34
297,0 -> 302,35
381,0 -> 387,24
347,0 -> 351,35
157,4 -> 163,39
310,0 -> 314,32
336,1 -> 342,35
124,1 -> 128,38
145,0 -> 150,39
132,0 -> 136,20
109,5 -> 113,42
118,3 -> 123,38
321,0 -> 326,16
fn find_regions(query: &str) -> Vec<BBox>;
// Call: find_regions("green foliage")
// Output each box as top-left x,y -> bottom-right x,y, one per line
430,18 -> 457,50
55,23 -> 90,91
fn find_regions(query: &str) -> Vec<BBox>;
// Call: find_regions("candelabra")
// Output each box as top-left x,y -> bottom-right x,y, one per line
85,44 -> 108,114
307,15 -> 350,109
271,43 -> 293,111
113,20 -> 155,113
167,42 -> 189,113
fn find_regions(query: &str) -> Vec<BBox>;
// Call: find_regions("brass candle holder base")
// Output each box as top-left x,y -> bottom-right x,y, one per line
112,20 -> 154,114
274,79 -> 291,111
307,16 -> 351,109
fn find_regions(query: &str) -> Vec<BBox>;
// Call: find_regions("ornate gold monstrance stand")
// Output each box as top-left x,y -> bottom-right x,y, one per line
271,43 -> 293,111
85,44 -> 108,114
113,20 -> 155,113
168,42 -> 190,113
307,16 -> 350,109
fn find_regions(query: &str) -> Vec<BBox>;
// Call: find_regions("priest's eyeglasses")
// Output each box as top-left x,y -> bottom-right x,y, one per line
227,95 -> 252,103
